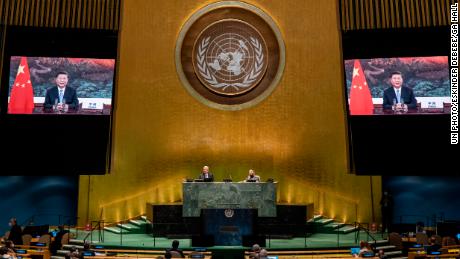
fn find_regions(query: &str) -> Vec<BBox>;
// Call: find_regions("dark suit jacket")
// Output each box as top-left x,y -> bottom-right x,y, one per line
199,172 -> 214,182
8,224 -> 23,245
44,86 -> 79,110
382,86 -> 417,110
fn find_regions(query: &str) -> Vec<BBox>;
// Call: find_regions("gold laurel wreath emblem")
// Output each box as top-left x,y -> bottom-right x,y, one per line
196,36 -> 265,91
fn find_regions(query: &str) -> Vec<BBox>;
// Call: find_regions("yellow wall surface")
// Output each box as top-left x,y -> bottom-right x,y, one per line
78,0 -> 381,225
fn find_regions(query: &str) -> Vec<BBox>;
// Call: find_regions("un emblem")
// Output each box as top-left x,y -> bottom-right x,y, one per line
224,209 -> 235,218
176,1 -> 285,110
194,20 -> 268,96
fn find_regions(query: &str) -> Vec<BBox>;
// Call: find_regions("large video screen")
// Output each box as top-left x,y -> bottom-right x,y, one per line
7,56 -> 115,114
344,56 -> 450,115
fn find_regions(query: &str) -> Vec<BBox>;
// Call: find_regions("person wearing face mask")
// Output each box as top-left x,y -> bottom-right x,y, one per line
7,218 -> 23,246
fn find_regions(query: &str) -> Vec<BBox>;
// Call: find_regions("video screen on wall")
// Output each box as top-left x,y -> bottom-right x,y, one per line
7,56 -> 115,115
344,56 -> 450,115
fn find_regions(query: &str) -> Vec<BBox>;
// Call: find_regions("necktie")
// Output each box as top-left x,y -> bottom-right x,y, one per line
396,89 -> 401,103
59,89 -> 64,103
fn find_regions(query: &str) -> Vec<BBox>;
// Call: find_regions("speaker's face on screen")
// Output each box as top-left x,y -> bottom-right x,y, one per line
390,74 -> 403,88
56,74 -> 69,88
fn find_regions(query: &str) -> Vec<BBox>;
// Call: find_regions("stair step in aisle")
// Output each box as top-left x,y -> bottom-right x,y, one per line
101,215 -> 151,235
338,226 -> 359,233
323,223 -> 346,229
117,223 -> 140,230
104,226 -> 122,234
309,215 -> 323,222
129,219 -> 147,226
316,218 -> 335,225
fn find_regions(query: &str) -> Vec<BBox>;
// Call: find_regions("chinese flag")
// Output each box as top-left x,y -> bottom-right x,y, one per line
8,57 -> 35,114
349,60 -> 374,115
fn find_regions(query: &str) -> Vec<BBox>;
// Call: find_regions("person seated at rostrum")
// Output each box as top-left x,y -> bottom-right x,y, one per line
198,165 -> 214,182
245,169 -> 261,182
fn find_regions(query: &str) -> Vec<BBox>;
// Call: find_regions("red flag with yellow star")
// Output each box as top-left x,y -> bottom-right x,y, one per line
349,59 -> 374,115
8,57 -> 35,114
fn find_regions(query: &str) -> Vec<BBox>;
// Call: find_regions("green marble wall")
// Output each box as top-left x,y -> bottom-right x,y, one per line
183,182 -> 277,217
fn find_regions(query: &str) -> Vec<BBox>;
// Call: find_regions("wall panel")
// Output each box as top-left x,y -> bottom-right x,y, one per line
340,0 -> 456,30
77,0 -> 381,225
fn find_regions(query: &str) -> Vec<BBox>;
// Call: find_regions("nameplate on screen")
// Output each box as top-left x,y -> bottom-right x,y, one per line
83,102 -> 103,110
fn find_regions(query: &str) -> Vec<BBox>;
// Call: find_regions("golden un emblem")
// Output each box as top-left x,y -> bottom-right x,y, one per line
176,1 -> 285,110
193,20 -> 268,96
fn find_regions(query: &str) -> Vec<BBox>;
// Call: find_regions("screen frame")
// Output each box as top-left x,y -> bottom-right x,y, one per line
5,55 -> 116,116
341,26 -> 455,175
0,26 -> 118,175
343,55 -> 450,116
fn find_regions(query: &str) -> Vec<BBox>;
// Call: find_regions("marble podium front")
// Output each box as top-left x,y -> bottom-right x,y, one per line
182,182 -> 277,217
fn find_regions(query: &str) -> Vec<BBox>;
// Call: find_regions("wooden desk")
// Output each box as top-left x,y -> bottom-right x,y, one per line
403,237 -> 417,242
16,249 -> 50,259
426,254 -> 460,258
30,237 -> 54,243
91,255 -> 211,259
408,251 -> 427,259
409,251 -> 460,259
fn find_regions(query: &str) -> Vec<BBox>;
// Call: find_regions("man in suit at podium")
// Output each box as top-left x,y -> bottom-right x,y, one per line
199,165 -> 214,182
44,71 -> 79,111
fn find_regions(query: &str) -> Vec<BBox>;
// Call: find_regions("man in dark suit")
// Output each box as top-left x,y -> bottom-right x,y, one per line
199,165 -> 214,182
245,169 -> 261,182
382,71 -> 417,110
50,225 -> 69,254
44,71 -> 79,111
7,218 -> 23,245
380,190 -> 394,233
